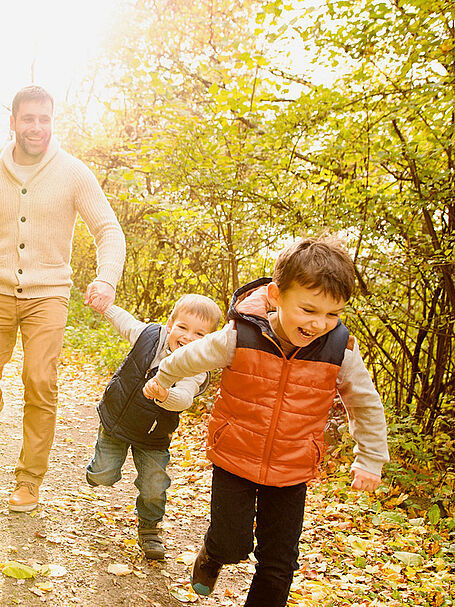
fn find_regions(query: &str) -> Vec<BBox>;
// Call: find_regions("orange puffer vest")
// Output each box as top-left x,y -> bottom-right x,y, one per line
206,278 -> 349,487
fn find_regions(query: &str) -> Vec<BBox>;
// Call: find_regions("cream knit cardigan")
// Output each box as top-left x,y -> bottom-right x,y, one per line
0,138 -> 125,299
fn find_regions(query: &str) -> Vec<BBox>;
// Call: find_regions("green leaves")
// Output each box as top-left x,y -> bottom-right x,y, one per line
61,0 -> 455,476
428,504 -> 441,526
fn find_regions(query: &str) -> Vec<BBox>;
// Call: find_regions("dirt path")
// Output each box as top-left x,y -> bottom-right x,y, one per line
0,347 -> 250,607
2,346 -> 453,607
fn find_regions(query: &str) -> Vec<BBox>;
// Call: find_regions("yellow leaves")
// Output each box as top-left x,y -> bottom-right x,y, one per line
1,559 -> 68,602
3,345 -> 454,606
40,563 -> 68,577
29,581 -> 54,597
434,557 -> 446,572
107,563 -> 133,576
179,449 -> 195,468
36,581 -> 54,591
288,593 -> 320,607
122,170 -> 135,181
404,565 -> 418,580
169,583 -> 199,603
441,40 -> 454,54
393,551 -> 424,567
345,535 -> 369,556
384,492 -> 409,508
288,580 -> 330,604
1,561 -> 37,579
380,561 -> 402,582
176,551 -> 196,566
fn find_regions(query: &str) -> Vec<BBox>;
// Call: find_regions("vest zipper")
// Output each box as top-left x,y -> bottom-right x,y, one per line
259,333 -> 301,484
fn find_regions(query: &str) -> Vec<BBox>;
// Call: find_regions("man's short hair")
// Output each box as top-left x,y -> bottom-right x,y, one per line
272,235 -> 355,302
12,86 -> 54,118
168,294 -> 223,331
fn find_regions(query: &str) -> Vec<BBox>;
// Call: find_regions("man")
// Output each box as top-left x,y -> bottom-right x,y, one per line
0,85 -> 126,512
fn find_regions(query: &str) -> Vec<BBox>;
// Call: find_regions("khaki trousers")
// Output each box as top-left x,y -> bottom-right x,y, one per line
0,294 -> 68,485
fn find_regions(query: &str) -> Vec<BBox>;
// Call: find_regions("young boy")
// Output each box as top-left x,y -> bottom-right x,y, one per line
145,237 -> 389,606
86,295 -> 222,560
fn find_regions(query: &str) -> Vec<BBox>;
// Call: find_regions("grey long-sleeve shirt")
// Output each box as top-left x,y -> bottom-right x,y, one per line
154,321 -> 390,476
103,305 -> 206,412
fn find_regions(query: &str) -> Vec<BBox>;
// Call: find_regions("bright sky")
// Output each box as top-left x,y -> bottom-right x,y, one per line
0,0 -> 341,148
0,0 -> 123,145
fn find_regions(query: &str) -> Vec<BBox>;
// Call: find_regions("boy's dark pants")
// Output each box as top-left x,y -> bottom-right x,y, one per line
205,465 -> 307,607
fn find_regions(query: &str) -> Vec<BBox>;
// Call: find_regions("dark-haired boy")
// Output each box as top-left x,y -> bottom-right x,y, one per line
145,236 -> 389,606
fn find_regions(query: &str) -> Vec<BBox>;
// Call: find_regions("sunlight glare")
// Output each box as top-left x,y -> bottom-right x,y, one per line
0,0 -> 123,144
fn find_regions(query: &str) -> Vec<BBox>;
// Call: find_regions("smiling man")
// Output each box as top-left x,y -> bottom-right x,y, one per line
0,85 -> 126,512
10,93 -> 53,163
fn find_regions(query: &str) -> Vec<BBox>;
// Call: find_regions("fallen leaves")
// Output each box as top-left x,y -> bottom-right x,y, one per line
169,583 -> 199,603
286,467 -> 455,606
1,347 -> 454,607
393,551 -> 424,567
1,561 -> 37,579
29,580 -> 54,597
108,562 -> 133,576
1,561 -> 69,581
176,551 -> 196,566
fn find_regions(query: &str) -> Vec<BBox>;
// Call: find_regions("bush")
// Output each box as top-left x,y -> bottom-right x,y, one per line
64,289 -> 130,373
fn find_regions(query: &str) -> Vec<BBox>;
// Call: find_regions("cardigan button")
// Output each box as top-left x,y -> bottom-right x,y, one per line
19,243 -> 25,249
18,269 -> 23,274
20,216 -> 26,222
17,288 -> 22,293
21,188 -> 27,194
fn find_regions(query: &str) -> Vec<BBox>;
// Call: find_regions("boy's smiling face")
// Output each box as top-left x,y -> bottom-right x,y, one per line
166,311 -> 212,352
267,281 -> 346,348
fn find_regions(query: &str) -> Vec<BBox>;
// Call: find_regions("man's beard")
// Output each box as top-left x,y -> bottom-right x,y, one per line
15,131 -> 50,160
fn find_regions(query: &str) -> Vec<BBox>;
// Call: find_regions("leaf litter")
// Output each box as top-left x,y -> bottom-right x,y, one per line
0,346 -> 453,605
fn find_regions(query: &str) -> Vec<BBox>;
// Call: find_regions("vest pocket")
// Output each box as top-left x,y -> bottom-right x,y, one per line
312,439 -> 324,473
209,418 -> 231,449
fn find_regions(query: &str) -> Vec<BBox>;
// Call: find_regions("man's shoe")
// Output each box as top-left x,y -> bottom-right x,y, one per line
138,526 -> 165,560
191,543 -> 223,596
8,481 -> 39,512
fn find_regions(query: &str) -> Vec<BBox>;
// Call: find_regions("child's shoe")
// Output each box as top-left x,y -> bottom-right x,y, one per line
138,525 -> 165,560
191,543 -> 223,596
85,472 -> 99,487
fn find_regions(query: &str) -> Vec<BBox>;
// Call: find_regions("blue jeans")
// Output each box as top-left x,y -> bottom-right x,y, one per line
86,425 -> 171,527
205,466 -> 307,607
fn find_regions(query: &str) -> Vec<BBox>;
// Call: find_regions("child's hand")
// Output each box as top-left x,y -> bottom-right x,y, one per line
143,378 -> 169,402
350,467 -> 381,492
84,280 -> 115,314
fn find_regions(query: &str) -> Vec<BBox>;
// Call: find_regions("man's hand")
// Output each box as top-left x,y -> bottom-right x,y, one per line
143,378 -> 169,403
351,467 -> 381,492
84,281 -> 115,314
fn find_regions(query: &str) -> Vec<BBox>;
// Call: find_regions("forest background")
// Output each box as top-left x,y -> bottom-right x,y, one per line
57,0 -> 453,522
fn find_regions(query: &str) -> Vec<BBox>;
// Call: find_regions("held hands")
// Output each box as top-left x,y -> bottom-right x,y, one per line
143,378 -> 169,403
84,281 -> 115,314
350,467 -> 381,492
